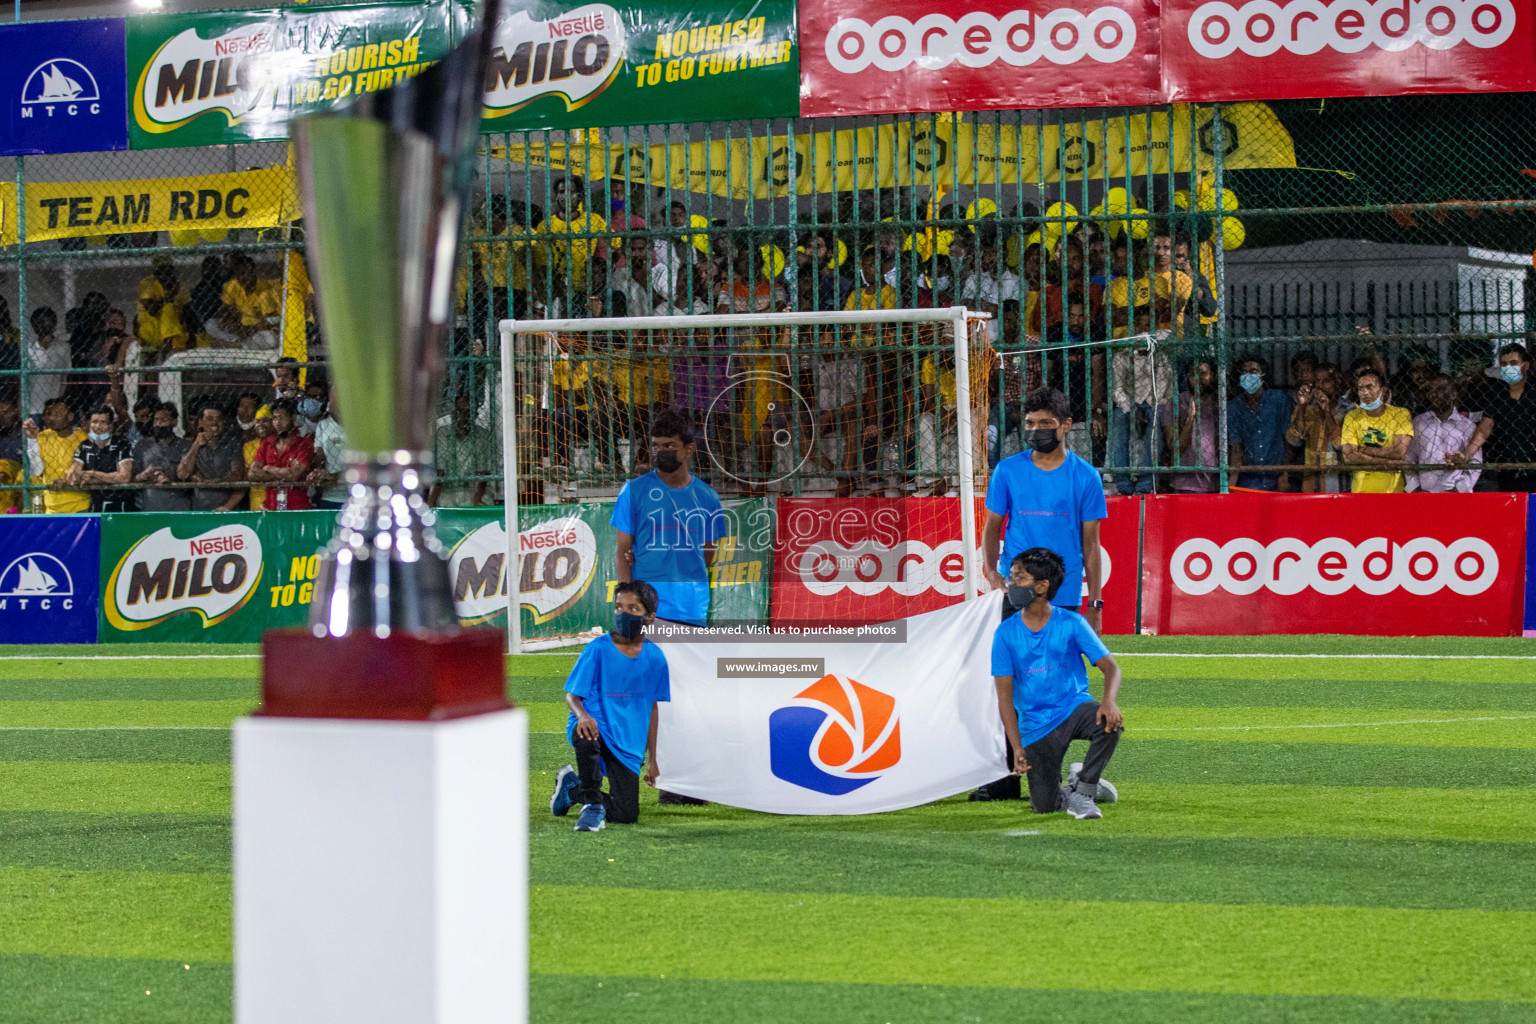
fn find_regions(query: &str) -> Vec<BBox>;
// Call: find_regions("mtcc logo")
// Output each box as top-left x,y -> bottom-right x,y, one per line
0,553 -> 74,610
769,674 -> 901,795
21,59 -> 102,117
1170,536 -> 1499,596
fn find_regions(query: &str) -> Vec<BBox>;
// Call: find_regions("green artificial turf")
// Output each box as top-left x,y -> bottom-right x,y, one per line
1,637 -> 1534,1022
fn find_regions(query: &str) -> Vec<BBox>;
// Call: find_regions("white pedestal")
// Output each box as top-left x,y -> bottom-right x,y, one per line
233,709 -> 527,1024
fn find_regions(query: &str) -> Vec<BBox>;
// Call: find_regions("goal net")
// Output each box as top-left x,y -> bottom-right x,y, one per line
494,308 -> 993,652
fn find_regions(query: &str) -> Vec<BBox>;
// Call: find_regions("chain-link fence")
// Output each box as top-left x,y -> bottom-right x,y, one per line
3,93 -> 1533,513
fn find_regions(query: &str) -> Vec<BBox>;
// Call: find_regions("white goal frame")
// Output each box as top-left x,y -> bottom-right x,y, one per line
496,306 -> 983,656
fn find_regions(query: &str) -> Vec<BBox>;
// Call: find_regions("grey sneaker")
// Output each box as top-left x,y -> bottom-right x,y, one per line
1067,761 -> 1118,804
1064,785 -> 1102,820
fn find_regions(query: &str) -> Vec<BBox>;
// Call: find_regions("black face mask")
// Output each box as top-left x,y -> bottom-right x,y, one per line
1006,583 -> 1036,609
1025,428 -> 1061,454
654,450 -> 682,473
613,610 -> 646,640
154,425 -> 174,440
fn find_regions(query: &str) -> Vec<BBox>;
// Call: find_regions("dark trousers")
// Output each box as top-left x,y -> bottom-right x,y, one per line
572,733 -> 640,824
985,589 -> 1087,800
1023,700 -> 1121,813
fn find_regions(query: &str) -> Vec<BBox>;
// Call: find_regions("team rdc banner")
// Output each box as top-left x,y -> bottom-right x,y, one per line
1140,492 -> 1528,637
770,496 -> 1138,634
655,591 -> 1007,814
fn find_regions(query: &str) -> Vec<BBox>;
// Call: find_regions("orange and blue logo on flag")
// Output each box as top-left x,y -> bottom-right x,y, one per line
768,674 -> 901,795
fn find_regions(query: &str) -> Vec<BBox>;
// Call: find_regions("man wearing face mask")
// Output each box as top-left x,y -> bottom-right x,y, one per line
248,398 -> 315,510
1452,344 -> 1536,492
1341,368 -> 1413,493
1227,355 -> 1292,490
133,403 -> 192,512
69,407 -> 136,513
975,387 -> 1107,802
1407,373 -> 1481,493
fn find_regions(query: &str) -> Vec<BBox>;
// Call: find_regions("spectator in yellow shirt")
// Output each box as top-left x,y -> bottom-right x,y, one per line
23,398 -> 90,513
1341,368 -> 1414,493
207,254 -> 281,350
244,405 -> 272,511
137,254 -> 192,353
534,176 -> 608,293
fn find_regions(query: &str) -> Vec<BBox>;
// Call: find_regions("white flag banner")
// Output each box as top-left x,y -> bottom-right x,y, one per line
655,593 -> 1007,815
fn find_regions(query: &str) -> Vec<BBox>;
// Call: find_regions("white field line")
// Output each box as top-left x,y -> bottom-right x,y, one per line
1139,713 -> 1536,734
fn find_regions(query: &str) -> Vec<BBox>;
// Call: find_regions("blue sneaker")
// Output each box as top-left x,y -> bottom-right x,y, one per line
574,803 -> 606,832
549,765 -> 579,817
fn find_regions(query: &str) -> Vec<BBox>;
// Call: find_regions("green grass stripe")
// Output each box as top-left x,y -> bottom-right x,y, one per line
1114,738 -> 1536,789
532,974 -> 1536,1024
1131,676 -> 1536,710
532,885 -> 1536,1002
524,701 -> 569,734
1133,707 -> 1536,748
0,814 -> 229,875
531,826 -> 1536,912
0,701 -> 255,730
0,763 -> 228,815
0,678 -> 259,702
1119,655 -> 1536,684
0,867 -> 229,962
1,954 -> 230,1024
0,729 -> 230,764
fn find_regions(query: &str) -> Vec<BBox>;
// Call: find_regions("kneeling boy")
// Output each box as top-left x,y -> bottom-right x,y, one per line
550,581 -> 670,832
992,547 -> 1125,819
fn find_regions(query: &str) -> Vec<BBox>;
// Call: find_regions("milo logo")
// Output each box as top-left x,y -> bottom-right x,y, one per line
483,4 -> 626,118
105,525 -> 263,630
134,25 -> 276,132
448,518 -> 598,625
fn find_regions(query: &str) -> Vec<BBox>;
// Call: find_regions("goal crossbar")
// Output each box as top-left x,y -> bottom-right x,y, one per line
496,305 -> 985,655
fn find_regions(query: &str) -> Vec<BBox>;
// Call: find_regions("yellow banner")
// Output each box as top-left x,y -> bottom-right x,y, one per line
489,103 -> 1296,199
0,167 -> 298,246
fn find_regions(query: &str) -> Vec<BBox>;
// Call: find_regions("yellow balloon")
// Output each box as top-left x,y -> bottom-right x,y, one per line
759,244 -> 785,278
200,228 -> 228,244
168,229 -> 202,246
1218,188 -> 1238,212
1103,187 -> 1130,215
965,198 -> 999,221
1221,217 -> 1245,250
1129,209 -> 1151,240
687,214 -> 711,255
1173,190 -> 1190,211
835,238 -> 849,267
1045,201 -> 1078,235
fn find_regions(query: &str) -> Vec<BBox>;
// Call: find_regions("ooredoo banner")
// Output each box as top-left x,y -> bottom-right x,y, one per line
1140,492 -> 1527,636
799,0 -> 1162,116
1162,0 -> 1536,101
769,496 -> 1137,633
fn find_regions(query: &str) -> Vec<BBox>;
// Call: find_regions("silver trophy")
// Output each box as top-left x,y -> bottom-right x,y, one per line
294,0 -> 500,638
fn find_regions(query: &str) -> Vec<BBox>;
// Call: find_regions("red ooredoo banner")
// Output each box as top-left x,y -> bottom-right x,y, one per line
1140,492 -> 1527,636
798,0 -> 1163,117
799,0 -> 1536,114
770,496 -> 1138,633
1162,0 -> 1536,101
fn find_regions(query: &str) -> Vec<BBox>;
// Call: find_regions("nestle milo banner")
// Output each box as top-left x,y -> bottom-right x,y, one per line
99,511 -> 335,642
477,0 -> 797,131
128,2 -> 451,148
435,497 -> 774,639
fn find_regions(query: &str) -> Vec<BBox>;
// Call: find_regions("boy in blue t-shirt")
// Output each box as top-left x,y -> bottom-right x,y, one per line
549,581 -> 671,832
990,547 -> 1125,819
611,408 -> 725,627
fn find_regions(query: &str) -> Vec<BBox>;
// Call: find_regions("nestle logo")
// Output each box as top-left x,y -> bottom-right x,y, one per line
214,32 -> 270,57
548,13 -> 604,38
189,535 -> 244,556
520,529 -> 579,551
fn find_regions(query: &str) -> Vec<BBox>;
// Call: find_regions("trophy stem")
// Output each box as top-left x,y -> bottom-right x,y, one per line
309,450 -> 456,639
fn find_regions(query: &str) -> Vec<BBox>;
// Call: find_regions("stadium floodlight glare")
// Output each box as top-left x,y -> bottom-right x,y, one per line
498,305 -> 985,655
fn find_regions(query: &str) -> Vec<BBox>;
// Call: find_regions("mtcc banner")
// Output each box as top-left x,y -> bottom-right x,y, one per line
0,18 -> 129,156
654,592 -> 1005,814
0,516 -> 100,645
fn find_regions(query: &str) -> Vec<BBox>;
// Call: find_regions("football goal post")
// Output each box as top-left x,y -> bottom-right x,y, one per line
496,306 -> 991,655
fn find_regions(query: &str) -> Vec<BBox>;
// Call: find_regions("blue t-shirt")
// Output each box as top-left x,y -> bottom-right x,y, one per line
984,451 -> 1107,608
611,471 -> 725,625
1226,389 -> 1293,489
564,634 -> 671,774
990,606 -> 1111,747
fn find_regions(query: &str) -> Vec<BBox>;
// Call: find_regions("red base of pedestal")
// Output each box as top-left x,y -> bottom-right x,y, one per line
259,629 -> 508,720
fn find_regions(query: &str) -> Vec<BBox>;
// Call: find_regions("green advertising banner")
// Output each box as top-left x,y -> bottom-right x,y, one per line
128,1 -> 452,148
99,510 -> 334,642
479,1 -> 798,131
707,498 -> 773,624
